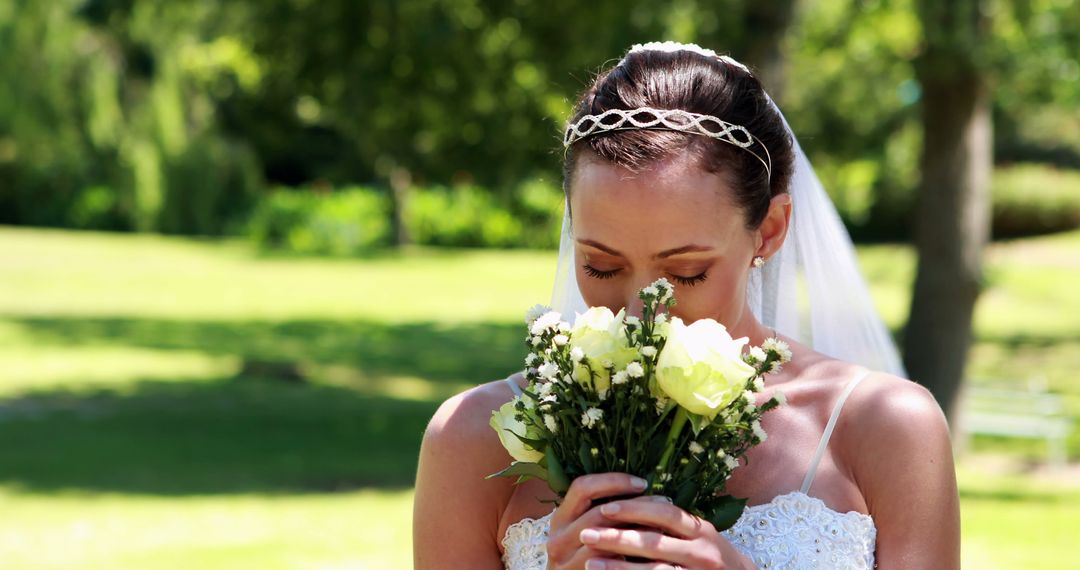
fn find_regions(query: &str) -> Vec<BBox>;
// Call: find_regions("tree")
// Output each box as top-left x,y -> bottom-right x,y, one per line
903,0 -> 993,421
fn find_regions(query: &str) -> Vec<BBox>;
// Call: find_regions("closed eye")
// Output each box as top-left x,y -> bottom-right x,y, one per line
671,271 -> 707,286
582,263 -> 620,279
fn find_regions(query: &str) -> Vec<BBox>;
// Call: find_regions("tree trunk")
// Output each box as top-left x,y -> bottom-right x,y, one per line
903,2 -> 993,423
741,0 -> 797,102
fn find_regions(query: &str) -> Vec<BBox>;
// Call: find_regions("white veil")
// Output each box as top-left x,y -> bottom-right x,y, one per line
549,58 -> 907,379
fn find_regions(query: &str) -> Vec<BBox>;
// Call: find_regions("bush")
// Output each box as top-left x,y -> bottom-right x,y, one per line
247,186 -> 392,255
991,164 -> 1080,238
405,185 -> 524,248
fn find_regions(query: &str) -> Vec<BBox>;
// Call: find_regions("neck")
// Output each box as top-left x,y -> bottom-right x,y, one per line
724,303 -> 777,347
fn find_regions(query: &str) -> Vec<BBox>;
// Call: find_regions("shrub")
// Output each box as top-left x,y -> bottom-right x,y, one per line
405,185 -> 524,248
247,186 -> 391,255
991,164 -> 1080,238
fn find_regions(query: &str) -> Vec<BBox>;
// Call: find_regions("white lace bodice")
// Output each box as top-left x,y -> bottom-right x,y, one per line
500,490 -> 876,569
499,371 -> 877,569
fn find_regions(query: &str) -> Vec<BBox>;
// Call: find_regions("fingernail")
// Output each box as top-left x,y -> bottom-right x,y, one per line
585,560 -> 607,570
630,476 -> 647,490
600,502 -> 621,515
651,494 -> 673,503
580,528 -> 600,544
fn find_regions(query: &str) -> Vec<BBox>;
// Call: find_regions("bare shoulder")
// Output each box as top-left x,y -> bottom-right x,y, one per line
835,369 -> 961,567
413,373 -> 524,569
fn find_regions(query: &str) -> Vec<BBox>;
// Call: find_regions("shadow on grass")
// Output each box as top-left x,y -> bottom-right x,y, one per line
0,376 -> 438,495
0,316 -> 530,496
7,315 -> 526,385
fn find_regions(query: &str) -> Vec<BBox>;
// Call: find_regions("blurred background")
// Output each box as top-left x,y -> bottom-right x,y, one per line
0,0 -> 1077,568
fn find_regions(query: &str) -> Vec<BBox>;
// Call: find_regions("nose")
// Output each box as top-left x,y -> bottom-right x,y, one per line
624,293 -> 645,320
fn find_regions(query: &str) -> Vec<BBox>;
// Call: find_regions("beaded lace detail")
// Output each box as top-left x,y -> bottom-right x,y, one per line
499,492 -> 876,570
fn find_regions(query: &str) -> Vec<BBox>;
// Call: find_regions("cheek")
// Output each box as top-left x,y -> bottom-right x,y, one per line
669,266 -> 746,322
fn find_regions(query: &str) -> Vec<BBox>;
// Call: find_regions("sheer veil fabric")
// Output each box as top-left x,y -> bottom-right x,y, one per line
549,91 -> 907,379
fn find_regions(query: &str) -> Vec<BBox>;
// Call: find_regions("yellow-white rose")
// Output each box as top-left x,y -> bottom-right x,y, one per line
569,306 -> 637,393
489,398 -> 544,463
655,316 -> 757,419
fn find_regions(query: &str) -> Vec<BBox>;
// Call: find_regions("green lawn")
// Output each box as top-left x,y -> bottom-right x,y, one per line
0,225 -> 1077,568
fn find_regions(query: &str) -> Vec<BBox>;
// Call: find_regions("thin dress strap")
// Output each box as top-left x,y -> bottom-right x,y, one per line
504,376 -> 524,397
799,370 -> 872,494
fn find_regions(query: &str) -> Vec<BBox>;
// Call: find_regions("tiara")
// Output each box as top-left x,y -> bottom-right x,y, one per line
619,41 -> 752,75
562,106 -> 773,182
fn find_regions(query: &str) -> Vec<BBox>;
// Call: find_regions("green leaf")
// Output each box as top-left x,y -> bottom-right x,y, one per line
485,461 -> 549,482
705,495 -> 748,531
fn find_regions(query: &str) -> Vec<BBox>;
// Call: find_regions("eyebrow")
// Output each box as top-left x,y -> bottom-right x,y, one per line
577,239 -> 714,259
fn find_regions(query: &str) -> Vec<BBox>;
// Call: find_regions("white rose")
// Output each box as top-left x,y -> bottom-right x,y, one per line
655,317 -> 757,420
489,398 -> 544,463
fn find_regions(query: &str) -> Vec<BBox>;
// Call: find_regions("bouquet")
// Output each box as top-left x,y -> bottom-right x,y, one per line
487,278 -> 791,530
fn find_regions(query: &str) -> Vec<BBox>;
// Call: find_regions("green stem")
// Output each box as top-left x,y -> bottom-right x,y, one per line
656,407 -> 689,476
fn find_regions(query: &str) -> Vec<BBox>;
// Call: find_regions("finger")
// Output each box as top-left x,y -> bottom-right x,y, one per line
552,473 -> 648,528
584,558 -> 680,570
596,496 -> 711,539
577,526 -> 694,565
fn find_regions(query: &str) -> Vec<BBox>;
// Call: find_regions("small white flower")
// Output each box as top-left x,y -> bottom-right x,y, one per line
525,353 -> 539,366
724,456 -> 739,470
654,313 -> 667,324
769,361 -> 783,374
537,382 -> 553,397
601,359 -> 614,369
763,338 -> 793,363
598,388 -> 609,401
529,310 -> 563,335
642,285 -> 659,297
750,346 -> 767,362
525,304 -> 550,325
654,396 -> 669,415
625,316 -> 641,327
689,441 -> 705,455
752,420 -> 768,442
538,362 -> 559,379
558,321 -> 571,333
625,361 -> 645,378
753,377 -> 765,391
773,390 -> 787,406
531,335 -> 543,347
611,370 -> 629,385
743,389 -> 756,403
641,346 -> 657,358
715,448 -> 727,458
544,413 -> 558,433
581,407 -> 603,429
570,346 -> 585,362
540,393 -> 558,404
553,334 -> 569,346
650,277 -> 672,291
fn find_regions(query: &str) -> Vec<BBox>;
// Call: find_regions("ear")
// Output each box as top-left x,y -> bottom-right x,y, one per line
755,193 -> 792,259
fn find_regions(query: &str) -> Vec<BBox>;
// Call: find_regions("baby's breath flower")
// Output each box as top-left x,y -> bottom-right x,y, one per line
531,336 -> 543,347
537,383 -> 553,397
773,390 -> 787,406
654,396 -> 669,415
570,346 -> 585,362
611,370 -> 629,385
763,338 -> 793,363
553,334 -> 569,346
753,377 -> 765,391
750,346 -> 767,362
689,441 -> 705,455
529,310 -> 563,335
625,315 -> 641,328
769,361 -> 784,374
654,313 -> 667,324
625,361 -> 645,378
581,407 -> 603,429
724,455 -> 739,470
642,285 -> 659,297
558,321 -> 571,333
641,346 -> 657,358
537,362 -> 559,379
543,413 -> 558,433
525,304 -> 550,325
525,353 -> 539,366
715,448 -> 727,458
752,419 -> 768,442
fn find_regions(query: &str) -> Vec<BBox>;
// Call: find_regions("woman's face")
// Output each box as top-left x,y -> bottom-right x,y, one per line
569,152 -> 776,327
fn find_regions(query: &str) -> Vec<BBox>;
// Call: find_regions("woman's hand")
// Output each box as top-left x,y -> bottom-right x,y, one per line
545,472 -> 755,570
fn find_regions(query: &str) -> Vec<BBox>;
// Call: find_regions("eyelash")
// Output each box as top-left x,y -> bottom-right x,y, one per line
581,264 -> 709,287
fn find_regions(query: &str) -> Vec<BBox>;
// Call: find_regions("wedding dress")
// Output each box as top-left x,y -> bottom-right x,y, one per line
499,371 -> 877,570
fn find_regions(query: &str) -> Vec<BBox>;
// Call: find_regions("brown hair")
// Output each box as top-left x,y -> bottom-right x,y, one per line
561,48 -> 794,229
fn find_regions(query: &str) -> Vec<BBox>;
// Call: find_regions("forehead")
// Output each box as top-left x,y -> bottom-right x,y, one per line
569,153 -> 745,247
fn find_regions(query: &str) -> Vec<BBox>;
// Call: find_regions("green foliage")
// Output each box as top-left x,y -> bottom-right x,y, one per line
991,164 -> 1080,238
406,185 -> 524,248
247,186 -> 392,255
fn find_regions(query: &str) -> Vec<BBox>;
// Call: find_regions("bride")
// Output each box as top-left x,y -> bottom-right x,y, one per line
413,42 -> 960,569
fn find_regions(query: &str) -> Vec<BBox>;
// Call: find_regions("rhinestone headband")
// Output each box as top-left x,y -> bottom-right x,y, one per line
563,107 -> 773,183
563,42 -> 772,183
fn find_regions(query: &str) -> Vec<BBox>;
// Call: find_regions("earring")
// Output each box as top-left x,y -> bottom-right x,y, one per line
752,256 -> 765,268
